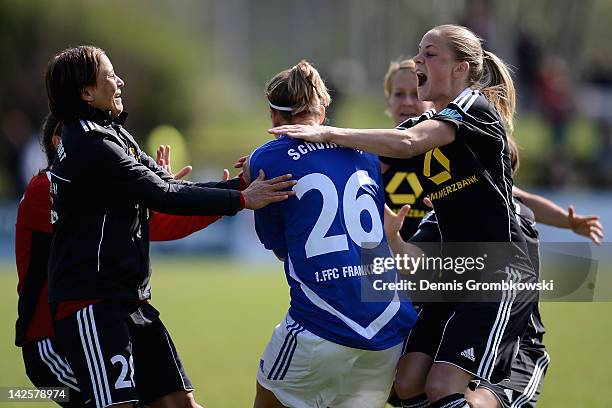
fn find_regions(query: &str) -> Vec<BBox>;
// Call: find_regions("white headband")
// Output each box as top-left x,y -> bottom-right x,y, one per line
268,101 -> 293,112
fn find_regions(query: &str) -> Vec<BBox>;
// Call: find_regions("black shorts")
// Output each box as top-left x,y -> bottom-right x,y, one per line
472,325 -> 549,407
22,338 -> 85,407
53,302 -> 192,408
403,266 -> 535,384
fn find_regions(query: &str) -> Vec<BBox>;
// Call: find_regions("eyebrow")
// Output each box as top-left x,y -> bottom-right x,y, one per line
418,44 -> 436,50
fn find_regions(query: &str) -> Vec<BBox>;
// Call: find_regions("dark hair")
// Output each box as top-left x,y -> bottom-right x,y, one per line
45,45 -> 105,122
41,113 -> 62,170
266,60 -> 331,123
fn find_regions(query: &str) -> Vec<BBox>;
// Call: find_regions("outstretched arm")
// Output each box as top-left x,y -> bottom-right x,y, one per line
513,186 -> 604,245
268,120 -> 455,159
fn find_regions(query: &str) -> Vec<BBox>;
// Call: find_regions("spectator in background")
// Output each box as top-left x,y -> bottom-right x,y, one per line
535,55 -> 574,186
584,54 -> 612,183
515,28 -> 542,111
535,56 -> 574,148
1,110 -> 33,197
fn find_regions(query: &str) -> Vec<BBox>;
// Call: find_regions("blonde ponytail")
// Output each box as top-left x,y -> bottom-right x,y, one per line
482,51 -> 516,135
433,24 -> 516,134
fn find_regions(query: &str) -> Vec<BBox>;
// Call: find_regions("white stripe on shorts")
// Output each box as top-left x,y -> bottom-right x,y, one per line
510,351 -> 550,408
37,340 -> 80,391
87,305 -> 112,405
46,339 -> 76,376
77,307 -> 109,408
477,268 -> 519,380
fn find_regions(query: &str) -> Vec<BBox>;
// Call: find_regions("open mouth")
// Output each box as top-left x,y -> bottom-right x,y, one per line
416,72 -> 428,87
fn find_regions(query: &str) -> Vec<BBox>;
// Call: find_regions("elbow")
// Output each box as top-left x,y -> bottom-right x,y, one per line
387,139 -> 415,159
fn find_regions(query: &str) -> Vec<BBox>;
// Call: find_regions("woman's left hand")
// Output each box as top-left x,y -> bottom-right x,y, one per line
268,125 -> 333,143
384,204 -> 410,243
156,144 -> 192,180
568,205 -> 604,245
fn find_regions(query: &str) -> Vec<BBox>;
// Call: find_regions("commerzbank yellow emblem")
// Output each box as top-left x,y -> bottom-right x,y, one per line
424,148 -> 451,185
385,172 -> 423,205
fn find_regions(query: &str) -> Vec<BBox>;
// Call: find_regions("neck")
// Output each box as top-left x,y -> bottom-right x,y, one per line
278,116 -> 319,127
434,83 -> 471,112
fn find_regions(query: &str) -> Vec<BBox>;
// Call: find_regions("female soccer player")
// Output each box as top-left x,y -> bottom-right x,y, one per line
15,114 -> 227,407
245,60 -> 417,408
44,45 -> 295,408
382,58 -> 603,408
270,24 -> 538,408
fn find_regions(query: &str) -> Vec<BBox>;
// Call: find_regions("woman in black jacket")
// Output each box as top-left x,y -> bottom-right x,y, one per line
45,45 -> 295,408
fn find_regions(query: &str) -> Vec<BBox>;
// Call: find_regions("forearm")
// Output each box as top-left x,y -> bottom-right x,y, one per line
194,177 -> 242,190
326,120 -> 453,159
513,187 -> 569,228
327,127 -> 416,158
147,184 -> 243,216
149,212 -> 220,241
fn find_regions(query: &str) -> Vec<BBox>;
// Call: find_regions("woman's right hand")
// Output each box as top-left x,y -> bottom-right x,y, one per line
242,170 -> 297,210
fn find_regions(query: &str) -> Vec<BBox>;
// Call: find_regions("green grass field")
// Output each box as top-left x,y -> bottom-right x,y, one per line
1,258 -> 611,407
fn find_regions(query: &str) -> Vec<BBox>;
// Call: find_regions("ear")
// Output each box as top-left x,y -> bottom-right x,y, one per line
454,61 -> 469,78
81,86 -> 95,103
52,135 -> 61,149
317,105 -> 326,125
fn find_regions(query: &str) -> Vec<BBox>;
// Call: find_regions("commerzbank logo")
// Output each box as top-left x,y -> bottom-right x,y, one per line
424,147 -> 451,185
385,172 -> 423,204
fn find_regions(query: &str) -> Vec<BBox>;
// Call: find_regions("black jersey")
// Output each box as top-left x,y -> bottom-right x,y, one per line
49,109 -> 243,303
412,198 -> 546,339
381,110 -> 436,240
412,88 -> 523,245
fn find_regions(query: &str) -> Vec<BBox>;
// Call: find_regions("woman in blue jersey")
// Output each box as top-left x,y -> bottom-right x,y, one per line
269,25 -> 539,408
243,60 -> 417,408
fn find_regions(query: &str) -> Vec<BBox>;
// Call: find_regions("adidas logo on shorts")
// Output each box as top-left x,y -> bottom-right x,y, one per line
461,347 -> 476,361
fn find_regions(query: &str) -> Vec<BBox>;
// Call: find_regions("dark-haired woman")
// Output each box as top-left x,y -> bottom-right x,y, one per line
44,46 -> 295,408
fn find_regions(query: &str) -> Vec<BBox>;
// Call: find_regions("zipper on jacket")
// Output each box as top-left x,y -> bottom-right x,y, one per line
97,214 -> 106,271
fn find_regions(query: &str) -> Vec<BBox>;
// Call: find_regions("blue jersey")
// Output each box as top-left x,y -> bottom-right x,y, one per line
250,136 -> 417,350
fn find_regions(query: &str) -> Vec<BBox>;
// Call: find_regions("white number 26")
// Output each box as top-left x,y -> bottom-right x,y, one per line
294,170 -> 383,258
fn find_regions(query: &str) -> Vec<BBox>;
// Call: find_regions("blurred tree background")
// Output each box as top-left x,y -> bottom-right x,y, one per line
2,0 -> 612,198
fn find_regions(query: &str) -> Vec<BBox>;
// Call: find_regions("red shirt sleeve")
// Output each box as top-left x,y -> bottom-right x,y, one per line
149,212 -> 221,241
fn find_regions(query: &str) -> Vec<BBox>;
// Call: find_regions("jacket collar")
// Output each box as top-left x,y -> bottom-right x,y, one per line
87,108 -> 128,126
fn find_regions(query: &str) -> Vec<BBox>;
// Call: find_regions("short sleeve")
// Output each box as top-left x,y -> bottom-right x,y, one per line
250,147 -> 287,252
254,204 -> 286,252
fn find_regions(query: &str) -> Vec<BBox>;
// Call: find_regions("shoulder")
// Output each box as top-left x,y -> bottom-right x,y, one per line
442,89 -> 500,123
63,119 -> 117,141
250,137 -> 296,166
18,173 -> 51,227
23,173 -> 50,200
397,109 -> 436,130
